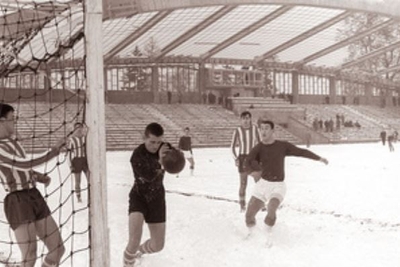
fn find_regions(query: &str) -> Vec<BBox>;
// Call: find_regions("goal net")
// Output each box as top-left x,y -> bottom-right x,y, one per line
0,1 -> 92,266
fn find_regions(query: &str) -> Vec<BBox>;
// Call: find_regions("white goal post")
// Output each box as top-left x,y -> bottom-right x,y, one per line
85,0 -> 110,266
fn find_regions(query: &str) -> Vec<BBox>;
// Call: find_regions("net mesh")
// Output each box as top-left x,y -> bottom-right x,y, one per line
0,1 -> 89,266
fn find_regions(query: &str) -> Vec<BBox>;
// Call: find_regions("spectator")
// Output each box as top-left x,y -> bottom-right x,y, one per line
177,91 -> 182,104
306,132 -> 312,148
324,120 -> 329,132
202,92 -> 207,104
312,118 -> 319,131
380,130 -> 387,146
318,119 -> 323,130
167,90 -> 172,104
328,118 -> 334,132
388,135 -> 395,152
393,130 -> 398,142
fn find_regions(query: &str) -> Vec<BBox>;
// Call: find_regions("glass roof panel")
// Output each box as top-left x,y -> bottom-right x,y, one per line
0,0 -> 73,14
277,16 -> 393,66
168,5 -> 281,57
117,6 -> 223,58
2,1 -> 398,73
63,12 -> 158,59
102,12 -> 158,56
213,6 -> 344,60
309,46 -> 349,67
276,20 -> 346,63
16,3 -> 83,64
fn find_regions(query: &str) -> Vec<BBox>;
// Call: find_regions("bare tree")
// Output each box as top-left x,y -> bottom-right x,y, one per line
143,37 -> 160,58
338,13 -> 400,81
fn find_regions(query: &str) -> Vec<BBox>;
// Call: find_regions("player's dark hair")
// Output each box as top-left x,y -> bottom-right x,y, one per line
145,122 -> 164,137
240,111 -> 252,118
258,119 -> 275,129
0,103 -> 14,119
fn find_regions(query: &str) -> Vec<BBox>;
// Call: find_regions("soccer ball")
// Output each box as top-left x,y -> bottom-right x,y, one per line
161,148 -> 186,174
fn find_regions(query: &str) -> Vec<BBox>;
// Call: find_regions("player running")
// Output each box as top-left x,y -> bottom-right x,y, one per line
244,119 -> 328,244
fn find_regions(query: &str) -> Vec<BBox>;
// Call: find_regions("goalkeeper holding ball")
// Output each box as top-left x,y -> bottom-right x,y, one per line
123,122 -> 184,267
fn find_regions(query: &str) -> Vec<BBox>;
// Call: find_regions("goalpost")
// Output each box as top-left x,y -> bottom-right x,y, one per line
85,0 -> 110,266
0,0 -> 109,266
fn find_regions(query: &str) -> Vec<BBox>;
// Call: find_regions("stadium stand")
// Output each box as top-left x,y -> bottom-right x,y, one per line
15,102 -> 304,152
13,101 -> 400,153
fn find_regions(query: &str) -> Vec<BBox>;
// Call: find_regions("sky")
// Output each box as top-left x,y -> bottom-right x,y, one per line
2,141 -> 399,266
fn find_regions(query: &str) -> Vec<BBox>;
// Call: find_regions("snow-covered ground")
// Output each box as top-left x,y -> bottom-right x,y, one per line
1,142 -> 400,266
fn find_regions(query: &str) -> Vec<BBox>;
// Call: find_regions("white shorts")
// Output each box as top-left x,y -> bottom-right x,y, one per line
252,179 -> 286,203
182,150 -> 193,159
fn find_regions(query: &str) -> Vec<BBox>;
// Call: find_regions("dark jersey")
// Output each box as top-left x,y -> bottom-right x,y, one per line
245,140 -> 321,182
130,143 -> 165,200
178,136 -> 192,152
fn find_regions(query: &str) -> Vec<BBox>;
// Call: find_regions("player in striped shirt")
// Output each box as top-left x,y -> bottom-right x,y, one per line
0,103 -> 65,267
230,111 -> 261,212
67,122 -> 89,203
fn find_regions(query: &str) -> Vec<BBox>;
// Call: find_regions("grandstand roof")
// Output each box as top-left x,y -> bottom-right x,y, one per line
1,0 -> 400,81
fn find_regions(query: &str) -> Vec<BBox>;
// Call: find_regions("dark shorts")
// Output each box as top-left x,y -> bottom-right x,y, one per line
128,186 -> 166,224
4,188 -> 51,230
71,157 -> 88,173
238,154 -> 249,173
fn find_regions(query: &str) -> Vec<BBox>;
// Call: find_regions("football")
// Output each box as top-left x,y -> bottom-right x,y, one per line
161,148 -> 186,174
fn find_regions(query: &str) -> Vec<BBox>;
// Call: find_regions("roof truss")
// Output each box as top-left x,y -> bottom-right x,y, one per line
255,10 -> 351,62
156,5 -> 237,60
104,10 -> 172,62
341,40 -> 400,69
200,5 -> 293,61
299,19 -> 395,65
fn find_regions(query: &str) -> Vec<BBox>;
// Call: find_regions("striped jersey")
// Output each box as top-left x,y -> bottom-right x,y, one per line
0,138 -> 59,193
68,136 -> 87,161
230,124 -> 260,158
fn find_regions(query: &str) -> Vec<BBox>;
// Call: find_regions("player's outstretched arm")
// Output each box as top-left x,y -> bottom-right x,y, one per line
0,138 -> 65,171
319,157 -> 329,165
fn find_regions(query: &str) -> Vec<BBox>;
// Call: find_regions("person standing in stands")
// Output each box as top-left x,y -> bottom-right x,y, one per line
0,103 -> 65,267
167,91 -> 172,104
388,134 -> 395,152
178,127 -> 195,177
380,130 -> 387,146
230,111 -> 261,212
